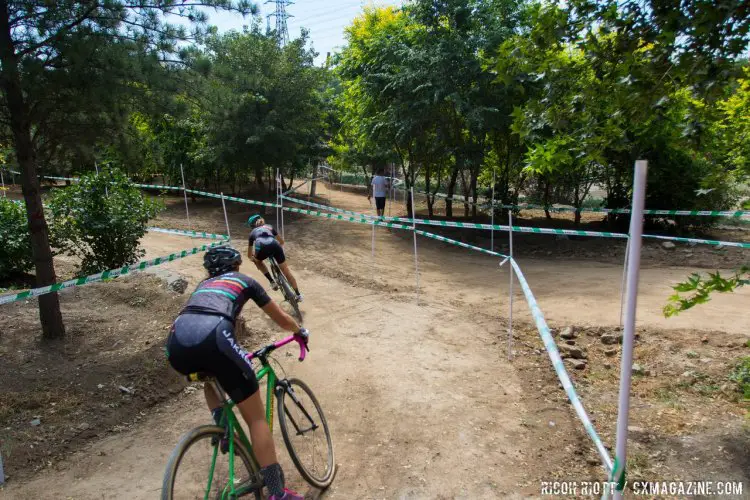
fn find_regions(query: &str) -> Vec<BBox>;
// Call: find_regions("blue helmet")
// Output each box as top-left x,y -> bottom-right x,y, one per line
246,214 -> 262,227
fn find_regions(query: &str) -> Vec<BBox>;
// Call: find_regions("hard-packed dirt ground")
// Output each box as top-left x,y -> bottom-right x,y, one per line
1,180 -> 748,499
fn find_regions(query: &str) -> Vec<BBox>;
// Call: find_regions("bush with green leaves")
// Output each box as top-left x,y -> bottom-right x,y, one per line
729,357 -> 750,401
48,168 -> 163,275
0,198 -> 34,279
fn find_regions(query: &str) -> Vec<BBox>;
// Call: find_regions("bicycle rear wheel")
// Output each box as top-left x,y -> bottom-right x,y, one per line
271,260 -> 301,320
277,378 -> 335,489
162,425 -> 262,500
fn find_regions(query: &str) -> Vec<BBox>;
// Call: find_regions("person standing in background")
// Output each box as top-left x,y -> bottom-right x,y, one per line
368,168 -> 390,218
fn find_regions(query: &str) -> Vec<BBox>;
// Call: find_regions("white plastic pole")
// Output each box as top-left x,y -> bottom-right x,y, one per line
619,236 -> 630,327
280,174 -> 285,239
388,163 -> 395,217
508,211 -> 514,360
611,160 -> 648,500
411,187 -> 419,302
275,169 -> 280,229
221,192 -> 231,241
95,161 -> 108,197
371,197 -> 376,281
491,169 -> 496,252
180,164 -> 191,230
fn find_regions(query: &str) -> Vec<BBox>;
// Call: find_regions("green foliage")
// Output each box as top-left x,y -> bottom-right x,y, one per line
48,169 -> 163,275
729,357 -> 750,400
664,267 -> 750,317
0,199 -> 34,279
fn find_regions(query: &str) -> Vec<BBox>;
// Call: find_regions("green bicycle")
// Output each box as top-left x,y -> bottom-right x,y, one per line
161,331 -> 335,499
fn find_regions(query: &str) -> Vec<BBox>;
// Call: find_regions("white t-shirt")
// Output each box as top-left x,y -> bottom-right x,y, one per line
371,175 -> 388,198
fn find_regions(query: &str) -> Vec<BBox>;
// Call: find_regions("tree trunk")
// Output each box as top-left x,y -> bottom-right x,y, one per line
446,166 -> 459,218
459,169 -> 470,217
0,1 -> 65,338
310,163 -> 318,197
425,162 -> 433,217
470,166 -> 479,219
543,177 -> 552,220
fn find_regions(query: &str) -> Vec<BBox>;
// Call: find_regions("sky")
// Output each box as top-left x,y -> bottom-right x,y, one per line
193,1 -> 403,65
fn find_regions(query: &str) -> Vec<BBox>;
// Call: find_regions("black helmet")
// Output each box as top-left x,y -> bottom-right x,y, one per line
203,246 -> 242,277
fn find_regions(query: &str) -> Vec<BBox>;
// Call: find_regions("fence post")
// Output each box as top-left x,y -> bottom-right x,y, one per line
180,164 -> 191,231
275,168 -> 280,230
508,210 -> 514,360
491,169 -> 496,252
280,174 -> 285,239
611,160 -> 648,500
221,192 -> 232,242
95,161 -> 108,197
619,236 -> 630,327
411,187 -> 419,302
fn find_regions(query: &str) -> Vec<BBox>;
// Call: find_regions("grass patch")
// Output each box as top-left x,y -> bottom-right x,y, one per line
628,450 -> 651,480
654,386 -> 683,408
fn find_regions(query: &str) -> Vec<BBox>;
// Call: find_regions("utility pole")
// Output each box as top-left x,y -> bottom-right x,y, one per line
265,0 -> 293,46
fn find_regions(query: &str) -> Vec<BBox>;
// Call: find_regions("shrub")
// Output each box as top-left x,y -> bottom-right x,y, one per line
48,168 -> 163,275
729,357 -> 750,400
0,198 -> 34,279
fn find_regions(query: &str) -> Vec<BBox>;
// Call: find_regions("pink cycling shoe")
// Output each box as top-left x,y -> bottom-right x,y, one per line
269,488 -> 304,500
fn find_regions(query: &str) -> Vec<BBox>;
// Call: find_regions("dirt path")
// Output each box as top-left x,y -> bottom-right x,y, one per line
5,232 -> 528,498
4,183 -> 747,498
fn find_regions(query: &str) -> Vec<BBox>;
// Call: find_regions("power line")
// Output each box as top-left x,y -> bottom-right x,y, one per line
292,1 -> 363,24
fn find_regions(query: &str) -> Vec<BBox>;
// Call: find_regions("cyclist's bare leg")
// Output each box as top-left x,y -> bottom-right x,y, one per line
204,383 -> 222,411
278,261 -> 299,292
253,257 -> 270,276
236,391 -> 278,467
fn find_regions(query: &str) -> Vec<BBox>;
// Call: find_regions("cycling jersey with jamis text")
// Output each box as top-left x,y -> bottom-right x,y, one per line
181,272 -> 270,321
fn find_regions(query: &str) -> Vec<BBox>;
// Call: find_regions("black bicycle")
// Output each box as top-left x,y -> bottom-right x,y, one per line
269,256 -> 301,320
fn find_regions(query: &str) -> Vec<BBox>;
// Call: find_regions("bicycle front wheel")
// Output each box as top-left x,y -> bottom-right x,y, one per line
277,378 -> 335,489
162,425 -> 262,500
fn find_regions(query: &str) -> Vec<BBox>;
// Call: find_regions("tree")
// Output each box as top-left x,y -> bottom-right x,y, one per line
48,168 -> 162,275
0,1 -> 253,338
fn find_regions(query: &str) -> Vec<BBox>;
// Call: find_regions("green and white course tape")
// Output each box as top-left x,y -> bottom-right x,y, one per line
414,230 -> 508,258
147,227 -> 230,241
640,233 -> 750,249
282,206 -> 414,231
185,188 -> 280,208
135,183 -> 182,191
283,194 -> 750,248
0,241 -> 222,306
495,202 -> 750,218
282,195 -> 629,239
283,204 -> 510,260
509,257 -> 613,473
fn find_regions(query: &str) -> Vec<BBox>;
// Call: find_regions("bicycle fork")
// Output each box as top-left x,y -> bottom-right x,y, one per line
276,381 -> 318,436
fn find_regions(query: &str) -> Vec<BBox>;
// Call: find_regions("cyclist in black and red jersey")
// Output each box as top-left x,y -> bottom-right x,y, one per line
246,214 -> 303,302
166,246 -> 305,500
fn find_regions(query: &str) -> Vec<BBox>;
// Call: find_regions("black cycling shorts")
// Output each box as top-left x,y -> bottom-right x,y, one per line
255,239 -> 286,264
166,313 -> 258,403
375,196 -> 386,210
